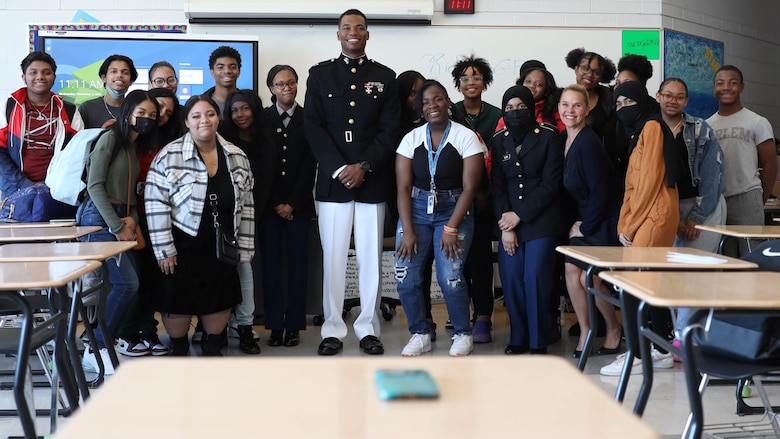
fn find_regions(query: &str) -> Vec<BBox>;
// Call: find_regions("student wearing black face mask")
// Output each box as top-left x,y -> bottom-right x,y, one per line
490,85 -> 564,355
77,89 -> 160,374
598,80 -> 680,377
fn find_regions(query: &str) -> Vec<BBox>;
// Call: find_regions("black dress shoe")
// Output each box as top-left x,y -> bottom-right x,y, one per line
572,349 -> 583,359
268,330 -> 283,347
504,345 -> 528,355
317,337 -> 343,355
597,344 -> 623,356
359,335 -> 384,355
283,330 -> 300,347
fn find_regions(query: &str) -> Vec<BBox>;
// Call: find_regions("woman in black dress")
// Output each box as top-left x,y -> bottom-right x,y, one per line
145,95 -> 255,356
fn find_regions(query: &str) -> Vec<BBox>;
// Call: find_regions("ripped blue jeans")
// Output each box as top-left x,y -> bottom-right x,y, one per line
395,188 -> 473,335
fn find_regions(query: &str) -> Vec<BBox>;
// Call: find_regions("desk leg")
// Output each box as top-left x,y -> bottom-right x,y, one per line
577,265 -> 599,371
99,262 -> 120,371
7,294 -> 37,439
634,300 -> 655,415
67,278 -> 93,396
615,291 -> 639,403
680,310 -> 707,439
717,235 -> 727,255
50,286 -> 79,420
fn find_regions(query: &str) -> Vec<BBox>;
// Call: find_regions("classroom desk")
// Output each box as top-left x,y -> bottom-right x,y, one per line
0,260 -> 101,437
0,220 -> 76,229
0,241 -> 135,262
53,356 -> 658,439
0,225 -> 100,243
695,224 -> 780,254
599,271 -> 780,439
0,241 -> 137,396
764,201 -> 780,223
0,260 -> 102,289
555,246 -> 755,375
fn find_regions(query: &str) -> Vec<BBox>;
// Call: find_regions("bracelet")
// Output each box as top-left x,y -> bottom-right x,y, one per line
443,225 -> 458,233
442,230 -> 458,236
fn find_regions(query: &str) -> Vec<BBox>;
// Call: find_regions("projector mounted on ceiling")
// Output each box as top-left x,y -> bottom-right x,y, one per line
184,0 -> 434,25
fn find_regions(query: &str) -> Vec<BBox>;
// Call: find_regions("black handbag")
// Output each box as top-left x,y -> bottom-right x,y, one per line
209,193 -> 239,266
698,314 -> 780,363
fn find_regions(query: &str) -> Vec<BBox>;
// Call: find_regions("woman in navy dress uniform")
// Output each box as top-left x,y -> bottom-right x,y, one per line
491,85 -> 564,355
261,65 -> 316,348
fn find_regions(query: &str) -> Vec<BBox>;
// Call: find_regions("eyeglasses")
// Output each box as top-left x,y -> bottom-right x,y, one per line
658,92 -> 687,103
577,64 -> 603,77
459,75 -> 484,84
273,80 -> 298,89
152,76 -> 178,86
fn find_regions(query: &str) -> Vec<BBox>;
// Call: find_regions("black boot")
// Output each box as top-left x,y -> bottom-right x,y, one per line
237,325 -> 261,355
200,333 -> 224,357
170,336 -> 190,356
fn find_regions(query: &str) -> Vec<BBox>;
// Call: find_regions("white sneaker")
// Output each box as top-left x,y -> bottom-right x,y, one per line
401,333 -> 432,357
651,348 -> 674,369
600,348 -> 674,376
600,353 -> 641,376
82,347 -> 115,375
449,334 -> 473,357
115,337 -> 151,357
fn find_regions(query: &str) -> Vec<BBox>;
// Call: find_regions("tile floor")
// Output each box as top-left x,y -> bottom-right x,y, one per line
0,301 -> 776,438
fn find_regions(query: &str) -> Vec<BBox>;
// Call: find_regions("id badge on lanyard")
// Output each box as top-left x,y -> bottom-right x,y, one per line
426,121 -> 452,215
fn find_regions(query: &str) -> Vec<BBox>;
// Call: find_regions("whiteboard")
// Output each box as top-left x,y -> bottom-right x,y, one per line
194,24 -> 660,108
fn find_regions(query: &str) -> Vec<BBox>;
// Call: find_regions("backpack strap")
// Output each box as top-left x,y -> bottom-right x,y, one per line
63,101 -> 76,124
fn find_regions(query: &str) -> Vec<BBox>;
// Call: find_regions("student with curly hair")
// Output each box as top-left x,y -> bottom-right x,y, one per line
564,48 -> 616,139
450,55 -> 498,343
614,54 -> 654,87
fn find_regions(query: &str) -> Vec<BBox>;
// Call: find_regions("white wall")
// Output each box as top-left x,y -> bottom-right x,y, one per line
0,0 -> 777,129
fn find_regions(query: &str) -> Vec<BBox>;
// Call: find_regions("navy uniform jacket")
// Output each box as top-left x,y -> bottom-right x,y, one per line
304,54 -> 400,203
261,105 -> 316,219
490,124 -> 565,242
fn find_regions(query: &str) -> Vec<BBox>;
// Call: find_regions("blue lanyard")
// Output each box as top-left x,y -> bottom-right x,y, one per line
426,121 -> 452,191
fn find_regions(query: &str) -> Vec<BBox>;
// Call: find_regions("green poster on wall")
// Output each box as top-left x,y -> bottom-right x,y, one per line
622,30 -> 660,60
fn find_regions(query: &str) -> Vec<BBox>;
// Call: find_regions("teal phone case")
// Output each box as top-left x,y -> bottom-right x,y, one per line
374,369 -> 440,400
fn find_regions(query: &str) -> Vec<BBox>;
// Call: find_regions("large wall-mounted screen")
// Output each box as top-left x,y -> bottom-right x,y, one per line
39,31 -> 259,105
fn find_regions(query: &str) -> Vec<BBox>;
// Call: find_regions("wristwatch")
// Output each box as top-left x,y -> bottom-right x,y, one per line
359,161 -> 371,172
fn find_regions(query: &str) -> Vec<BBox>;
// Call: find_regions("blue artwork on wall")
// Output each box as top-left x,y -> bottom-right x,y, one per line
663,29 -> 724,119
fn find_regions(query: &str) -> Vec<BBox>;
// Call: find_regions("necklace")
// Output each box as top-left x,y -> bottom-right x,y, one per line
671,114 -> 684,133
103,99 -> 116,120
28,100 -> 51,121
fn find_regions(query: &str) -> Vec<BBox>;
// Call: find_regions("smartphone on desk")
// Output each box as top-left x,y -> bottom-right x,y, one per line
374,369 -> 440,400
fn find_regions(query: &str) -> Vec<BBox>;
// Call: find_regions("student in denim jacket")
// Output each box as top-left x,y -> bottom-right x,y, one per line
657,78 -> 726,343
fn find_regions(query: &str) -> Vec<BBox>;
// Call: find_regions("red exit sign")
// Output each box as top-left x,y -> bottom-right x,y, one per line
444,0 -> 475,14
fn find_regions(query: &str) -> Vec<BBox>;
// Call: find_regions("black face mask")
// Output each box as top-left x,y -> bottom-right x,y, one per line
131,117 -> 157,136
503,108 -> 532,128
615,105 -> 642,133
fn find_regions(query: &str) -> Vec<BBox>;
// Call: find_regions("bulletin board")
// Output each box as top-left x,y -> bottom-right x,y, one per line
28,24 -> 188,51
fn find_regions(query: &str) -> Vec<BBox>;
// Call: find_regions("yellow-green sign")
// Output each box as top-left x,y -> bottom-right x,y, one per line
622,30 -> 660,60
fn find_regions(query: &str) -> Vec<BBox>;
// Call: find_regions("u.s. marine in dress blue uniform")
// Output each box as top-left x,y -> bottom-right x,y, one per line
304,50 -> 400,354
